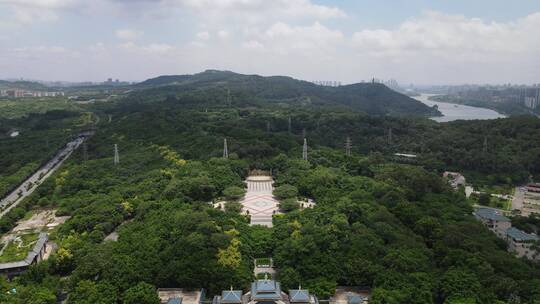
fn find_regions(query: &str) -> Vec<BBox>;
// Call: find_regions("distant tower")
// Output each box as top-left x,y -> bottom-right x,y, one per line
288,116 -> 292,134
388,128 -> 393,145
83,143 -> 88,161
223,138 -> 229,159
266,121 -> 271,133
483,136 -> 488,153
345,136 -> 352,156
113,144 -> 119,165
302,138 -> 308,161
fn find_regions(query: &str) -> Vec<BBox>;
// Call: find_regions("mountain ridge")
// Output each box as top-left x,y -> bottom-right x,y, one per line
134,70 -> 441,117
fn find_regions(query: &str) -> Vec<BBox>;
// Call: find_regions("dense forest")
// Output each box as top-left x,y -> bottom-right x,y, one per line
134,70 -> 440,117
0,74 -> 539,304
0,109 -> 91,200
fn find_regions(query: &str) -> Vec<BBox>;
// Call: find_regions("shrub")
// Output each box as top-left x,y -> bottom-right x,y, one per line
273,184 -> 298,200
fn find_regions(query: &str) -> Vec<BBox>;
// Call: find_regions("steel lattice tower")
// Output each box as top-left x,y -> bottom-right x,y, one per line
113,144 -> 119,165
288,116 -> 292,134
223,138 -> 229,159
345,136 -> 352,156
83,143 -> 88,161
302,138 -> 308,161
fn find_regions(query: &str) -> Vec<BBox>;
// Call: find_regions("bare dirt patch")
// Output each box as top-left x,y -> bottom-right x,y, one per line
13,209 -> 70,232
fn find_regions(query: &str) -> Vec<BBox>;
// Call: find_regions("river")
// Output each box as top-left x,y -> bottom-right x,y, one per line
414,94 -> 506,122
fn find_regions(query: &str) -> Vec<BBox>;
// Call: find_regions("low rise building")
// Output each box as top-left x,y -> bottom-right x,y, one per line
0,233 -> 49,278
157,288 -> 205,304
474,208 -> 511,238
506,228 -> 540,261
330,287 -> 370,304
474,207 -> 540,261
213,289 -> 243,304
212,280 -> 319,304
289,287 -> 319,304
523,184 -> 540,215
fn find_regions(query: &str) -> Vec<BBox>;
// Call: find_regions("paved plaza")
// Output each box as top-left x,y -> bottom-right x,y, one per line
241,176 -> 279,227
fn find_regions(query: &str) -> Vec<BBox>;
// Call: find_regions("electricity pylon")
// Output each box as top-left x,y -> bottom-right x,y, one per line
223,138 -> 229,159
288,116 -> 292,134
302,138 -> 308,161
345,136 -> 352,156
113,144 -> 119,165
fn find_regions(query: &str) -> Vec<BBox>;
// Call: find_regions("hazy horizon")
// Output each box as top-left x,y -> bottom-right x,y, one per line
1,70 -> 539,88
1,0 -> 539,85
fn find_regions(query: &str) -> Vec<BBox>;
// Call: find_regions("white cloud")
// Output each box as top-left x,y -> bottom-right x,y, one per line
351,11 -> 540,60
119,42 -> 176,54
217,30 -> 230,40
196,31 -> 210,41
263,22 -> 344,53
178,0 -> 345,19
115,29 -> 143,41
242,40 -> 264,50
0,0 -> 78,9
1,5 -> 539,84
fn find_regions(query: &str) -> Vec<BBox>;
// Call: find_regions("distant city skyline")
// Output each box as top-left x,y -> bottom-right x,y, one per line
0,0 -> 539,84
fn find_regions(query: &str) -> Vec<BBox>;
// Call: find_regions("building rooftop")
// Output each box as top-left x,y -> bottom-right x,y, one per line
0,232 -> 48,271
474,208 -> 510,222
347,294 -> 367,304
289,289 -> 310,303
157,288 -> 203,304
507,227 -> 540,242
251,280 -> 282,300
220,290 -> 242,303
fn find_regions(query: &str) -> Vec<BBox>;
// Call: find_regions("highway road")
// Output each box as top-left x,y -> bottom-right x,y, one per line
0,136 -> 86,218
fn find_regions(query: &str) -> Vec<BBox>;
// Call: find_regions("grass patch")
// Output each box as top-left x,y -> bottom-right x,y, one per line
0,233 -> 39,263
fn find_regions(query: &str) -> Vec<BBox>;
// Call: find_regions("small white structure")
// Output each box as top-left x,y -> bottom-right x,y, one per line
299,199 -> 316,209
9,131 -> 20,138
394,153 -> 417,158
443,171 -> 466,189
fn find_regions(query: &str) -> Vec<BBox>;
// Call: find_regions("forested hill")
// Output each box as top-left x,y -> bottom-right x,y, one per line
0,80 -> 49,91
134,70 -> 440,117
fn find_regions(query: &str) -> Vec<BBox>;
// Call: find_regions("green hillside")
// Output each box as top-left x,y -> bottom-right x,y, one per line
0,73 -> 539,304
134,70 -> 440,117
0,80 -> 50,91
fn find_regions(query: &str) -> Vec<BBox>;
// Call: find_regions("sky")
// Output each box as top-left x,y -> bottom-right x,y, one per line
0,0 -> 539,85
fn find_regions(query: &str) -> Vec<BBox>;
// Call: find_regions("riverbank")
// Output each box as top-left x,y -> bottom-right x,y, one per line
414,94 -> 506,122
429,95 -> 538,117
